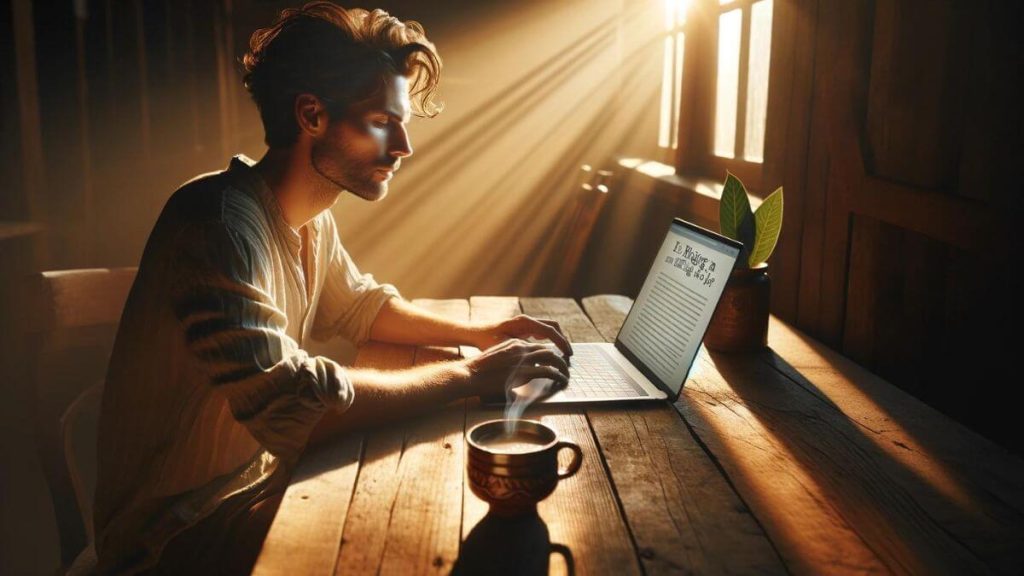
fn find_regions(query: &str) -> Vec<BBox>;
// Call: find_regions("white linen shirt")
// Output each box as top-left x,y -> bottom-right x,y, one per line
91,154 -> 400,575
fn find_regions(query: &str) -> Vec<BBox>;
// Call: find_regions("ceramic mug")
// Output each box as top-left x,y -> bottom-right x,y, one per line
466,419 -> 583,517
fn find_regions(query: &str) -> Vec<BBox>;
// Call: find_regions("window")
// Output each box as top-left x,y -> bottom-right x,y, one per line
658,0 -> 688,150
660,0 -> 776,192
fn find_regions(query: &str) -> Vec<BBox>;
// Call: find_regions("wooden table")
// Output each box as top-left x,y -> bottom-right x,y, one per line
252,296 -> 1024,575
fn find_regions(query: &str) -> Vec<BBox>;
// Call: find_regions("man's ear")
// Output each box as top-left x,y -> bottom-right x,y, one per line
295,93 -> 328,138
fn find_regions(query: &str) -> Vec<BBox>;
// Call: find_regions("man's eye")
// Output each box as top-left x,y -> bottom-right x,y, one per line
370,118 -> 389,129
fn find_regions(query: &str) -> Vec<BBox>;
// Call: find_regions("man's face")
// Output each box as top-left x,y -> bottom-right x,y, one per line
311,73 -> 413,202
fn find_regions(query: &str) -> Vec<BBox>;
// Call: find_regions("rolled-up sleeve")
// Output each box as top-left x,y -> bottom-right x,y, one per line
170,221 -> 353,461
310,225 -> 401,346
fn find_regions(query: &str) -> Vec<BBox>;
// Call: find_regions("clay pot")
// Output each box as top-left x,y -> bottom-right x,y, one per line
704,262 -> 770,352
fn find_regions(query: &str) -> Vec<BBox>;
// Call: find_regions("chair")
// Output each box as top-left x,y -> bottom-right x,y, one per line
25,268 -> 137,571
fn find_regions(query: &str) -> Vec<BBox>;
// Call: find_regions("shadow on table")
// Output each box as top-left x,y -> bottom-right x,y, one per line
452,512 -> 575,576
687,346 -> 1024,573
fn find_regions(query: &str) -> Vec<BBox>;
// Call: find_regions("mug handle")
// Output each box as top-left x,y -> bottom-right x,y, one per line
555,440 -> 583,479
549,543 -> 576,575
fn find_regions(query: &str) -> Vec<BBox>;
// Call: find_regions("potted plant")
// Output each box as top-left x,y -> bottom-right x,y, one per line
704,172 -> 784,352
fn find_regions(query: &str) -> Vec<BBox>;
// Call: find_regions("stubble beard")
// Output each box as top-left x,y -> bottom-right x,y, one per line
310,137 -> 388,203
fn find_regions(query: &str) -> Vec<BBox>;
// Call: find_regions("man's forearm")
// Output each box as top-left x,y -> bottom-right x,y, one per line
308,360 -> 470,446
367,297 -> 481,348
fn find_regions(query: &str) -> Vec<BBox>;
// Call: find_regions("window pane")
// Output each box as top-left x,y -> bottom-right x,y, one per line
672,31 -> 685,148
714,8 -> 742,159
666,0 -> 691,28
744,0 -> 773,162
659,36 -> 674,148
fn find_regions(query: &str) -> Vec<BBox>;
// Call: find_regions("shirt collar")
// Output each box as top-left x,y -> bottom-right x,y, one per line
227,154 -> 321,250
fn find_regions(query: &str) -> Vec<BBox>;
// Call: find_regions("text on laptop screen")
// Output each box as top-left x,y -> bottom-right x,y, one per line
617,221 -> 741,395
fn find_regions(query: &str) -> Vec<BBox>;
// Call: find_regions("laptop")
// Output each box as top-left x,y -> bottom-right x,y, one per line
484,217 -> 743,405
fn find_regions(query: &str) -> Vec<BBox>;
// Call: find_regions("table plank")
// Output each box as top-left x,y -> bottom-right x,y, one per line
334,300 -> 467,576
520,297 -> 605,343
584,295 -> 1024,573
762,316 -> 1024,572
375,299 -> 468,575
682,354 -> 910,574
252,437 -> 362,576
767,315 -> 1024,509
465,297 -> 641,576
254,341 -> 419,574
590,407 -> 787,575
558,296 -> 787,574
579,294 -> 632,341
328,340 -> 418,574
585,297 -> 889,572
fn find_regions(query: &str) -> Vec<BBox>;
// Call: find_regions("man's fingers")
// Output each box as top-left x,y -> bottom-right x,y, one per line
516,315 -> 573,356
485,337 -> 524,353
540,317 -> 573,358
537,318 -> 563,335
522,348 -> 570,378
479,340 -> 549,368
520,364 -> 570,386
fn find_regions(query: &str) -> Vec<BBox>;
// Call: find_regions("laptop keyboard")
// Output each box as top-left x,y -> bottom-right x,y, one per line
563,346 -> 649,399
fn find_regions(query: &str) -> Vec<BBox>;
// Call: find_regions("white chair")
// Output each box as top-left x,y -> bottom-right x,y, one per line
25,268 -> 136,573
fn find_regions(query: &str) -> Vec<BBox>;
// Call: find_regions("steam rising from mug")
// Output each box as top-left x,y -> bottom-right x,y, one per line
503,338 -> 565,435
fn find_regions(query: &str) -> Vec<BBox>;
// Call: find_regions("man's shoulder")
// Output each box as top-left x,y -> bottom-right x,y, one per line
161,167 -> 268,239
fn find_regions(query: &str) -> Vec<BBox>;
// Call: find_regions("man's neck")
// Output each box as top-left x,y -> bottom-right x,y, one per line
253,147 -> 333,230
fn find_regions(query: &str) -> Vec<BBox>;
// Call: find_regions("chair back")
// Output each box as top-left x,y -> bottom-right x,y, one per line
25,267 -> 136,568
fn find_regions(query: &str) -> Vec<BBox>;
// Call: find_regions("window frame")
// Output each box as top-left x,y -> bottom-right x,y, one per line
672,0 -> 785,196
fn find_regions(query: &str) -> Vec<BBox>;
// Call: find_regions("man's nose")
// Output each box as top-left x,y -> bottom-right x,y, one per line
389,124 -> 413,159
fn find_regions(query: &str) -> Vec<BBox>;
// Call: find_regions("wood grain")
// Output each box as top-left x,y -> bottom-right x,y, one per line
681,352 -> 887,575
333,302 -> 457,576
682,347 -> 1013,573
520,297 -> 605,343
256,337 -> 424,575
253,436 -> 362,576
375,299 -> 468,576
765,315 -> 1024,573
763,0 -> 817,324
586,295 -> 1024,572
580,295 -> 786,574
579,294 -> 632,341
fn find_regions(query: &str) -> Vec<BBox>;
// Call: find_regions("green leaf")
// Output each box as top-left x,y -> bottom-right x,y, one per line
749,186 -> 784,267
719,172 -> 752,241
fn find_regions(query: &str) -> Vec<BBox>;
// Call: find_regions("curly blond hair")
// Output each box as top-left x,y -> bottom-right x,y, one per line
243,1 -> 442,147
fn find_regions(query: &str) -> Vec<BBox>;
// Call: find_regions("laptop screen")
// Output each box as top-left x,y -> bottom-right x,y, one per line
615,219 -> 742,398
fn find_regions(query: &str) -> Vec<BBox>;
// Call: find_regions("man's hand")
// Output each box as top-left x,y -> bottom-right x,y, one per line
460,338 -> 571,398
467,314 -> 574,360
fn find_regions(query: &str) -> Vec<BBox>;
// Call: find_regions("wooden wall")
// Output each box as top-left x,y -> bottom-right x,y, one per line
797,0 -> 1024,455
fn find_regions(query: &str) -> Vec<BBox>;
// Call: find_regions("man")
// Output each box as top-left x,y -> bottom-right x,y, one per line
89,3 -> 572,574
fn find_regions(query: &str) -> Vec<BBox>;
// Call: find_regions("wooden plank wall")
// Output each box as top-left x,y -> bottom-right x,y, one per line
799,0 -> 1024,455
